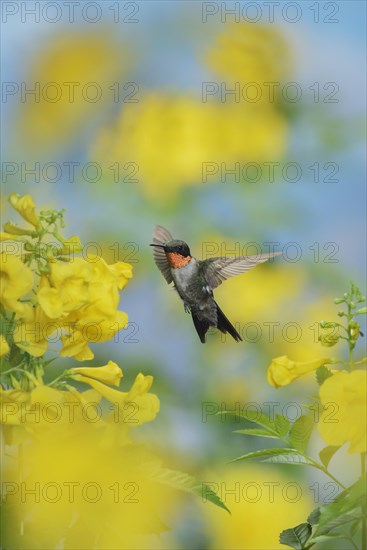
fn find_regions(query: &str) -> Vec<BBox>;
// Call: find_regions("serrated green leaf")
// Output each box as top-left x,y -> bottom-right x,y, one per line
221,409 -> 291,439
288,416 -> 314,452
279,523 -> 312,549
307,508 -> 320,525
319,445 -> 340,468
220,409 -> 279,435
233,428 -> 279,439
263,454 -> 314,466
275,414 -> 291,437
230,448 -> 300,463
316,365 -> 333,385
314,474 -> 367,537
154,468 -> 230,513
315,510 -> 364,537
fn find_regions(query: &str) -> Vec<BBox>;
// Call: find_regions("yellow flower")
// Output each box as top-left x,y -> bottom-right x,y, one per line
0,252 -> 33,313
1,400 -> 173,550
0,388 -> 30,426
58,235 -> 83,255
13,304 -> 56,357
267,356 -> 333,388
318,370 -> 367,453
18,31 -> 127,153
206,22 -> 291,86
72,371 -> 160,426
37,258 -> 93,318
91,94 -> 287,199
202,465 -> 312,549
104,259 -> 133,290
2,222 -> 34,236
0,232 -> 17,241
8,193 -> 39,228
69,361 -> 123,387
0,335 -> 10,356
59,330 -> 94,361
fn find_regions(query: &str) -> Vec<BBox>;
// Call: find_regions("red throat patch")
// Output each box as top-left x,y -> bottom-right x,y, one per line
166,252 -> 191,269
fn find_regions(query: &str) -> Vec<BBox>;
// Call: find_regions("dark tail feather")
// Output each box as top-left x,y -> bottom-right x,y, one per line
191,311 -> 210,344
215,301 -> 242,342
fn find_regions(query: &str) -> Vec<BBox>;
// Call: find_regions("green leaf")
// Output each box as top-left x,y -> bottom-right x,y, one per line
233,428 -> 279,439
263,454 -> 314,466
314,474 -> 367,537
153,468 -> 230,513
288,415 -> 314,453
307,508 -> 320,525
220,409 -> 278,433
230,448 -> 301,463
221,410 -> 290,439
316,365 -> 333,385
319,445 -> 340,468
275,414 -> 291,437
279,523 -> 312,549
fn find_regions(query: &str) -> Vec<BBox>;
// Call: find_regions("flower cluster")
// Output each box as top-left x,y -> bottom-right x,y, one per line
0,195 -> 167,549
1,193 -> 132,362
267,283 -> 366,454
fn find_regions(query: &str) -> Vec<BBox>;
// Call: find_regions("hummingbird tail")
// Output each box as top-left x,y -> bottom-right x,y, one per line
191,311 -> 210,343
215,302 -> 242,342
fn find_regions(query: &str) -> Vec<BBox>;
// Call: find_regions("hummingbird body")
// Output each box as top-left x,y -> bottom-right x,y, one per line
150,226 -> 280,343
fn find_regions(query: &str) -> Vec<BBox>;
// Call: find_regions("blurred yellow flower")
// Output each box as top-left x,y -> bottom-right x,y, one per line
8,193 -> 39,228
0,335 -> 10,356
18,31 -> 127,153
267,356 -> 333,388
318,370 -> 367,453
202,465 -> 311,549
70,361 -> 123,387
1,383 -> 173,549
205,22 -> 291,85
91,94 -> 287,198
2,221 -> 33,236
0,252 -> 33,313
0,231 -> 20,241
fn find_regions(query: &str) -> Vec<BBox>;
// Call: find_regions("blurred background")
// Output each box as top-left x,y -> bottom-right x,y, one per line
1,1 -> 366,548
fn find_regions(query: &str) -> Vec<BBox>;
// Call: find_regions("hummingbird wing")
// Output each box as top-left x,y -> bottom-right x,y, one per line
201,252 -> 281,289
151,225 -> 174,284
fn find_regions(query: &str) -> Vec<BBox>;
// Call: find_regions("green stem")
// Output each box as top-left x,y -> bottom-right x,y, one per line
0,367 -> 36,383
306,457 -> 347,490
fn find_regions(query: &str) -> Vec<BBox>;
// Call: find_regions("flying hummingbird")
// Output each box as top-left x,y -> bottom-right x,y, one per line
150,226 -> 281,343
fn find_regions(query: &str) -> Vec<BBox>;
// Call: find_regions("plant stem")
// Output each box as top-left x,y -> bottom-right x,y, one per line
308,458 -> 347,490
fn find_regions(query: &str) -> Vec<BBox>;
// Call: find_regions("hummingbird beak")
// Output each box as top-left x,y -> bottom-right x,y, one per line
149,243 -> 167,249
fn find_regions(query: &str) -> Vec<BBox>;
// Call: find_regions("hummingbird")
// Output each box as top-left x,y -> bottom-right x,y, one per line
150,226 -> 281,343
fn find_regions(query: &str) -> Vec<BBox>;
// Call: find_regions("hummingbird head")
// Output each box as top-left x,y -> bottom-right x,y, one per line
150,239 -> 191,268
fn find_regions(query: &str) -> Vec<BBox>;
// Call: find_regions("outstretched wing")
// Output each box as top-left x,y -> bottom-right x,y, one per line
202,252 -> 281,289
151,225 -> 174,284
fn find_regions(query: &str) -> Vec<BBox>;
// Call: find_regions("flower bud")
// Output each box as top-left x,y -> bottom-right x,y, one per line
3,222 -> 35,236
319,333 -> 340,347
349,321 -> 361,342
9,194 -> 40,228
